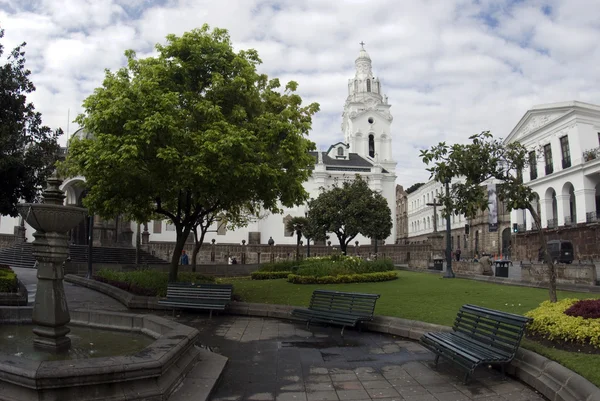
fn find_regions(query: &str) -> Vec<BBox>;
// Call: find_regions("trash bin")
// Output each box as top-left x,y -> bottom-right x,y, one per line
494,261 -> 509,277
433,259 -> 444,271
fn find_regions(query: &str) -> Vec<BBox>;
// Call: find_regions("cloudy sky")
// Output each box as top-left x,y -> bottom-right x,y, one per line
2,0 -> 600,187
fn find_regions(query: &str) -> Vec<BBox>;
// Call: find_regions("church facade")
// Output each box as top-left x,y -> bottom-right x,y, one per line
0,46 -> 398,249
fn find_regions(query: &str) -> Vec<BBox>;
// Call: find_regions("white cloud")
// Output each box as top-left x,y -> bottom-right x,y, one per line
2,0 -> 600,187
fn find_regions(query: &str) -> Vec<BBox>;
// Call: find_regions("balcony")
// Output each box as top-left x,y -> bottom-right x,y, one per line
516,224 -> 526,233
545,164 -> 554,175
583,147 -> 600,162
562,159 -> 571,169
564,215 -> 577,226
586,211 -> 600,223
547,218 -> 557,229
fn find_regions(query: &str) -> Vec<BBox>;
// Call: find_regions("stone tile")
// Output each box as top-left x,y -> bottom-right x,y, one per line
306,382 -> 335,392
388,376 -> 420,387
361,380 -> 393,389
403,395 -> 437,401
499,391 -> 545,401
276,392 -> 308,401
329,368 -> 355,375
396,386 -> 429,397
424,385 -> 459,394
432,391 -> 470,401
280,383 -> 306,392
333,381 -> 365,391
453,384 -> 495,398
331,374 -> 358,382
306,391 -> 339,401
357,372 -> 386,381
366,387 -> 401,399
488,382 -> 525,395
310,367 -> 330,375
306,375 -> 333,383
414,374 -> 450,386
247,393 -> 276,400
336,389 -> 370,400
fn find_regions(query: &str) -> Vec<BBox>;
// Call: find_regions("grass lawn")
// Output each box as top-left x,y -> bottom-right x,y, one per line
220,270 -> 600,386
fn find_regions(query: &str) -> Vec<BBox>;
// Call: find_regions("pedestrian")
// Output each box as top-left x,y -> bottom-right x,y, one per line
232,257 -> 238,265
455,248 -> 461,261
180,250 -> 189,265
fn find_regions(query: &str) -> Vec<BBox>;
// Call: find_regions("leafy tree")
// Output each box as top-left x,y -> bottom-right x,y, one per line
421,131 -> 559,302
405,182 -> 425,194
66,25 -> 318,281
0,29 -> 61,216
285,216 -> 307,261
307,176 -> 393,255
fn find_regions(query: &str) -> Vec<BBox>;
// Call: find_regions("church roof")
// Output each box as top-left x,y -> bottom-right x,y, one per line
308,151 -> 390,174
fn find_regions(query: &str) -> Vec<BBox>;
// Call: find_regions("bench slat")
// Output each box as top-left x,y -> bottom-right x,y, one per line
159,283 -> 233,315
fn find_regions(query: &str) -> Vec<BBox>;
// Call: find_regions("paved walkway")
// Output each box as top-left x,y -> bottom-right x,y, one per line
14,268 -> 547,401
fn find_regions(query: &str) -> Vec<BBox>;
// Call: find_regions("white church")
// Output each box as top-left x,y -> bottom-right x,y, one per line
0,46 -> 399,248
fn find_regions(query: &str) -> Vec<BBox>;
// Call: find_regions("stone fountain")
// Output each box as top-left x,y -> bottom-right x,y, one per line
16,171 -> 88,351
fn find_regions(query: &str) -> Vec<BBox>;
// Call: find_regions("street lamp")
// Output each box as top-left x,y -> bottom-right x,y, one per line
444,179 -> 455,278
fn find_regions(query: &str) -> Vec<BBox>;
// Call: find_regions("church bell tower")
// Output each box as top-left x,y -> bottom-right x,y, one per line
342,43 -> 396,173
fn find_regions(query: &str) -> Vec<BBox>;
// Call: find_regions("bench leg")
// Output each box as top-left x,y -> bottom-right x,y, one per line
306,320 -> 310,329
463,371 -> 471,385
433,355 -> 440,368
340,326 -> 345,337
209,309 -> 213,319
501,364 -> 507,381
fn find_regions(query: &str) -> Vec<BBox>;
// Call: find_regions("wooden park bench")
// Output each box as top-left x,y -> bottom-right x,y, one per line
291,290 -> 380,336
158,283 -> 233,318
420,304 -> 531,383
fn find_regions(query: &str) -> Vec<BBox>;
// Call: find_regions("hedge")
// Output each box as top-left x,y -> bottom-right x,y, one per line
0,266 -> 18,293
251,271 -> 292,280
94,269 -> 215,297
287,271 -> 397,284
526,299 -> 600,348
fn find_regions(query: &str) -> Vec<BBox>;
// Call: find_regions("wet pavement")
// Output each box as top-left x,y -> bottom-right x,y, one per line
13,267 -> 547,401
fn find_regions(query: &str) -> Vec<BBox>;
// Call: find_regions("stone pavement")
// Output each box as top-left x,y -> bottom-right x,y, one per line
13,267 -> 547,401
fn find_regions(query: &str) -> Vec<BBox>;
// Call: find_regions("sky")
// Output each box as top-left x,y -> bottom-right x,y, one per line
2,0 -> 600,188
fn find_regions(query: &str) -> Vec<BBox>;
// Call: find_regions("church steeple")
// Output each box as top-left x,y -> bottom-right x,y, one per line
348,42 -> 383,101
342,43 -> 396,174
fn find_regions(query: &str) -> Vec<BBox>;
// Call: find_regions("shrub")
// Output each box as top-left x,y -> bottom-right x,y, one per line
565,299 -> 600,319
526,299 -> 600,348
287,271 -> 397,284
94,269 -> 215,297
251,271 -> 291,280
0,267 -> 18,293
256,261 -> 299,272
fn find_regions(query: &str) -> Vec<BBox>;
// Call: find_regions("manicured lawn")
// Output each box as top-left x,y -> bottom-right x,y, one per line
220,270 -> 600,386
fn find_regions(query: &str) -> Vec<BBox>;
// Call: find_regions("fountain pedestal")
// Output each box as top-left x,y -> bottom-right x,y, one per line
17,172 -> 87,352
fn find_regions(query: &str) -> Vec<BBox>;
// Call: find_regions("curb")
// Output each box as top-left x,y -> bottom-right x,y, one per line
65,274 -> 600,401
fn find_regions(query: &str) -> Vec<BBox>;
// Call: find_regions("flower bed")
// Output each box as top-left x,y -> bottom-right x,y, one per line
251,271 -> 292,280
0,264 -> 18,293
287,271 -> 397,284
94,269 -> 215,297
526,299 -> 600,348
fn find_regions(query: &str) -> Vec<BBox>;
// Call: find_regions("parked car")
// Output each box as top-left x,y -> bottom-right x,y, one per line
538,240 -> 574,264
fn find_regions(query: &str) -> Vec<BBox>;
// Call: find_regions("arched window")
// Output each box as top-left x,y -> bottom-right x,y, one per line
337,147 -> 344,156
368,134 -> 375,158
366,79 -> 371,92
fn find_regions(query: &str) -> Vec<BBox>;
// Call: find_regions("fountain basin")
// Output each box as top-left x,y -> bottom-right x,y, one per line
0,308 -> 201,401
16,203 -> 87,234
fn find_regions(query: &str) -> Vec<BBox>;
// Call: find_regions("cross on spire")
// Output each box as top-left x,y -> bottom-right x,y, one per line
359,41 -> 365,49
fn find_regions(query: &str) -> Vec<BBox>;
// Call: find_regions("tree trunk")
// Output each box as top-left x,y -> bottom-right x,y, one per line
296,231 -> 301,261
169,227 -> 189,283
337,234 -> 347,255
528,205 -> 557,302
191,226 -> 207,273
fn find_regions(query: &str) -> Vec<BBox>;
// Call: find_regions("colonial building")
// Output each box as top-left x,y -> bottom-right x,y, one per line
406,179 -> 512,258
0,46 -> 398,249
506,101 -> 600,260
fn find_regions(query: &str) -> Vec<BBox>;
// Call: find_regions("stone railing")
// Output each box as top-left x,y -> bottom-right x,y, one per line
521,262 -> 598,286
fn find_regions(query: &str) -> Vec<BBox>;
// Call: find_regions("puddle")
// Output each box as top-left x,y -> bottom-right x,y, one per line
279,339 -> 362,349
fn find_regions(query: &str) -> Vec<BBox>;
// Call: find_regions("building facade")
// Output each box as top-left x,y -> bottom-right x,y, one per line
505,101 -> 600,260
0,46 -> 398,249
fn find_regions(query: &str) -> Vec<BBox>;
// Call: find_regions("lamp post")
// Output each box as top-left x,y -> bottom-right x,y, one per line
444,179 -> 455,278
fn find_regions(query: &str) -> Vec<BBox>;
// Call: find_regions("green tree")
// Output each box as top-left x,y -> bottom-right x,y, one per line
66,25 -> 318,281
420,131 -> 558,302
0,29 -> 61,216
285,216 -> 307,261
405,182 -> 425,194
307,176 -> 392,255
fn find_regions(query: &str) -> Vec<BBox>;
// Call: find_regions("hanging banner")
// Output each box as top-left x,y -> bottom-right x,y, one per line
488,183 -> 498,232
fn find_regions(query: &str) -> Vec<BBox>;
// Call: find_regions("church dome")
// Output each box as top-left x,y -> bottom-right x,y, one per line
72,127 -> 94,141
356,47 -> 371,61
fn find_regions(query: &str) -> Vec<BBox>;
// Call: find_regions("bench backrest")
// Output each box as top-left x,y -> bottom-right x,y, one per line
309,290 -> 380,316
166,283 -> 233,301
454,304 -> 531,357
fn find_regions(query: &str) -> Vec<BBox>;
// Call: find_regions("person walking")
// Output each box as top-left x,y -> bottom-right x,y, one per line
180,250 -> 189,265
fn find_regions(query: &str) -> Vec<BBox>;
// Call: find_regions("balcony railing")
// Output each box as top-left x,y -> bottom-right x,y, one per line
564,215 -> 577,226
562,159 -> 571,169
547,218 -> 558,229
545,164 -> 554,175
586,211 -> 600,223
517,224 -> 526,233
